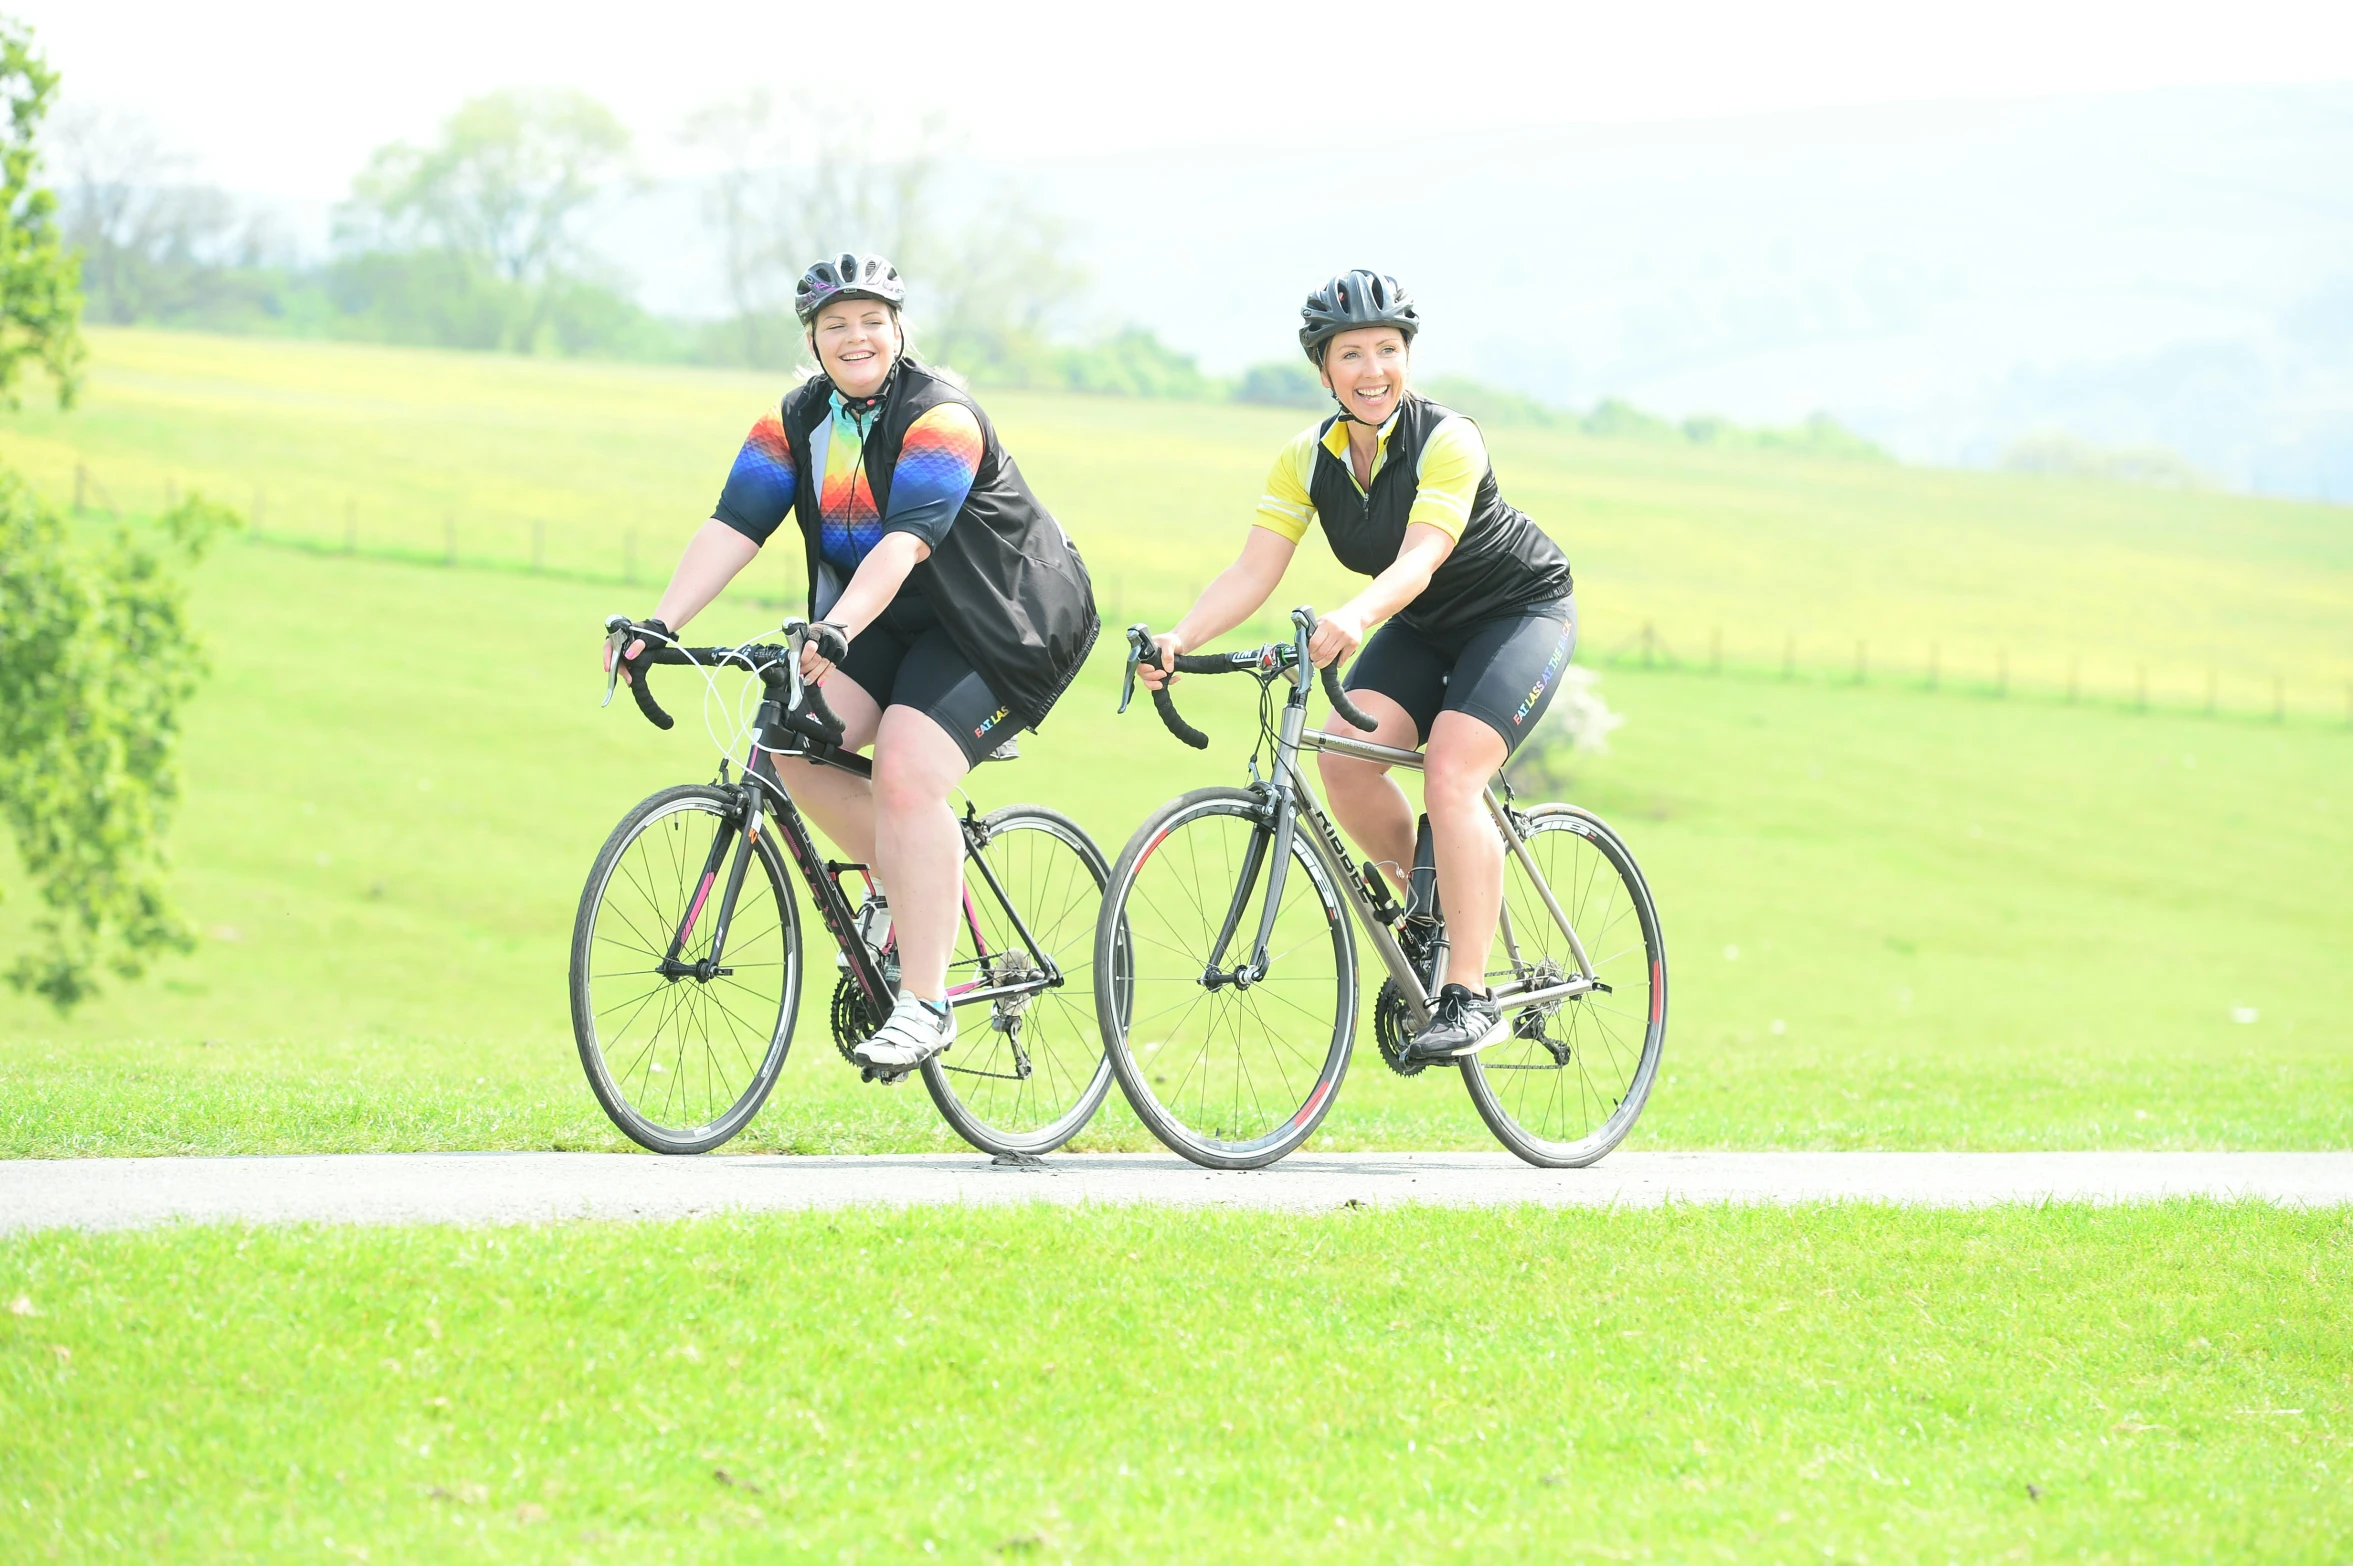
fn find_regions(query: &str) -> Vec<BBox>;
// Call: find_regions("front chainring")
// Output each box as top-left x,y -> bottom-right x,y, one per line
830,974 -> 891,1064
1374,979 -> 1435,1076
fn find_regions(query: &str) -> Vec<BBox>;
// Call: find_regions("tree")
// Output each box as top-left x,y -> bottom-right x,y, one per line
0,15 -> 82,405
341,89 -> 630,351
683,90 -> 1080,376
0,481 -> 237,1009
54,105 -> 284,328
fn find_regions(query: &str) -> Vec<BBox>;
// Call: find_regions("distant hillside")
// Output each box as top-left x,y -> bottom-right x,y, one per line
9,330 -> 2348,715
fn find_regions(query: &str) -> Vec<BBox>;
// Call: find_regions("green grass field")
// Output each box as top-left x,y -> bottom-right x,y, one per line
1,330 -> 2347,1156
3,328 -> 2348,1560
12,328 -> 2353,711
5,1203 -> 2347,1562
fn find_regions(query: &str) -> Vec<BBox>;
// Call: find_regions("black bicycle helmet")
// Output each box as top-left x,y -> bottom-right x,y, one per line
1299,268 -> 1419,364
795,252 -> 907,323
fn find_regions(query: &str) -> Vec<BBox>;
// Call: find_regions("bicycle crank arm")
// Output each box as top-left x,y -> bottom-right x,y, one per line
1495,975 -> 1609,1010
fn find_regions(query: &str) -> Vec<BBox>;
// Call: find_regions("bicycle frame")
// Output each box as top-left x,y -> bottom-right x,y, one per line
657,669 -> 1069,1037
1210,616 -> 1605,1033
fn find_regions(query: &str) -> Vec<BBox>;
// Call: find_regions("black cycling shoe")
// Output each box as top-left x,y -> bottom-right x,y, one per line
1403,984 -> 1507,1064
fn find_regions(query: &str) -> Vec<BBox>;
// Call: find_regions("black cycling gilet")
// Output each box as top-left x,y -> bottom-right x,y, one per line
1306,395 -> 1572,635
779,365 -> 1100,728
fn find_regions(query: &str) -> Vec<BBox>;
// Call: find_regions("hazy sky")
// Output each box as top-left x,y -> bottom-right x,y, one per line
28,0 -> 2353,196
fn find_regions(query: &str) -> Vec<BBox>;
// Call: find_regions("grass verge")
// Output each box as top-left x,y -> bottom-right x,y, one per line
3,1202 -> 2346,1561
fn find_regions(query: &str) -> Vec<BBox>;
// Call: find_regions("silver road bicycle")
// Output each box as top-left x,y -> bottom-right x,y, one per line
1095,607 -> 1666,1170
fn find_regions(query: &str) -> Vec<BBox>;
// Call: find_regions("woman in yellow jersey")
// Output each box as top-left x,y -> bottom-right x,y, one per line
1138,269 -> 1575,1062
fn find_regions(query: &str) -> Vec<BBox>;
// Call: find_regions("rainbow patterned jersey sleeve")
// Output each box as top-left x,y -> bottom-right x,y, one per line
880,402 -> 985,550
711,410 -> 798,545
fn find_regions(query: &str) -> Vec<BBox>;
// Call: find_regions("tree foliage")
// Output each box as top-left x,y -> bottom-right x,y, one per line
684,90 -> 1080,376
341,90 -> 631,352
0,480 -> 237,1009
55,104 -> 287,328
0,16 -> 81,406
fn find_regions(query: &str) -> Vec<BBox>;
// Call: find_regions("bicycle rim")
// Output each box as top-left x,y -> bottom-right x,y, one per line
1461,805 -> 1664,1167
921,805 -> 1115,1156
570,786 -> 802,1154
1096,787 -> 1355,1169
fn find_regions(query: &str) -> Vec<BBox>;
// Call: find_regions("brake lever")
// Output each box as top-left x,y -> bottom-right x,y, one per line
779,617 -> 811,711
1119,624 -> 1154,714
601,621 -> 630,709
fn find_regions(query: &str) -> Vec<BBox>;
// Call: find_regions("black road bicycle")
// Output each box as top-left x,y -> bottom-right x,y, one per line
1095,607 -> 1667,1170
573,616 -> 1113,1156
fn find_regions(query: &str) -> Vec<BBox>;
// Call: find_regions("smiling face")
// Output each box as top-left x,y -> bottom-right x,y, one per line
1318,326 -> 1410,423
811,297 -> 903,398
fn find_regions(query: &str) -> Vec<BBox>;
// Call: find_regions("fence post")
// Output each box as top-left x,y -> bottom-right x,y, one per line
532,520 -> 547,574
344,499 -> 357,555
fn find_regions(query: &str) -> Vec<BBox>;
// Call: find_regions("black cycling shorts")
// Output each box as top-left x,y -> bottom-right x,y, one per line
830,590 -> 1023,768
1342,596 -> 1578,756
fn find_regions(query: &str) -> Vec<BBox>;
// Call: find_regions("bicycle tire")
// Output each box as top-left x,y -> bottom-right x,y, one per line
920,805 -> 1117,1156
1460,803 -> 1665,1167
570,784 -> 803,1154
1095,786 -> 1357,1169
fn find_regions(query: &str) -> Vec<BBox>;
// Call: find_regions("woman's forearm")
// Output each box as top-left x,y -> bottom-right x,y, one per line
1172,530 -> 1295,650
1338,526 -> 1453,628
653,521 -> 762,632
825,533 -> 930,637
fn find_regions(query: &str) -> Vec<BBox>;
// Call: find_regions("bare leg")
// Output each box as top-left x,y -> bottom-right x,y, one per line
781,674 -> 883,868
1423,711 -> 1508,991
869,706 -> 973,1004
1314,691 -> 1420,892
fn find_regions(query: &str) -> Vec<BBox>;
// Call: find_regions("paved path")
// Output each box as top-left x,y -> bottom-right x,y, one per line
3,1151 -> 2349,1232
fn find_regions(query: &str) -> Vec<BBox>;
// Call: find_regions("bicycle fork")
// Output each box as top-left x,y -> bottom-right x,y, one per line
661,782 -> 765,982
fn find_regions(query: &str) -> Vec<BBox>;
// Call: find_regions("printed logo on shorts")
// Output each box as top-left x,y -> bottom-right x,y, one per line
973,706 -> 1009,739
1511,629 -> 1575,725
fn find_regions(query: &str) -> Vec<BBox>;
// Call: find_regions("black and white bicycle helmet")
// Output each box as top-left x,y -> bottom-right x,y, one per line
1299,269 -> 1419,364
795,252 -> 907,323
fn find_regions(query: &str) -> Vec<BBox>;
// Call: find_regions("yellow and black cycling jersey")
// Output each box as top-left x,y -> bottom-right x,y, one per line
1253,393 -> 1571,635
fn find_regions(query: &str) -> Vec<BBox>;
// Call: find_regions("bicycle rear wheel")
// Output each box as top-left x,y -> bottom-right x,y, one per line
1095,786 -> 1356,1169
570,785 -> 802,1154
1461,804 -> 1664,1167
921,805 -> 1115,1156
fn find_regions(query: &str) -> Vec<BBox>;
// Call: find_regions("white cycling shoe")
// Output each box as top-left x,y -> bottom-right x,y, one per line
852,991 -> 957,1078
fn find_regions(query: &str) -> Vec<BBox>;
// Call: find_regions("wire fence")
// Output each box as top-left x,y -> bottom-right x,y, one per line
70,462 -> 2353,728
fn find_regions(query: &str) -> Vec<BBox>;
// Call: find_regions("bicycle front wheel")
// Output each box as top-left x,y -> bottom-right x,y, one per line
922,805 -> 1116,1156
1095,786 -> 1357,1169
1462,804 -> 1665,1167
570,785 -> 802,1154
